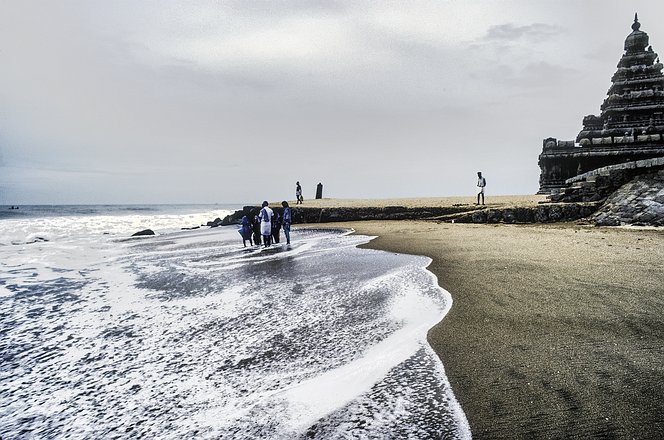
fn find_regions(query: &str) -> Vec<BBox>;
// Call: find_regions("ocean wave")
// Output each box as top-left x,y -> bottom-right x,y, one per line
0,223 -> 469,438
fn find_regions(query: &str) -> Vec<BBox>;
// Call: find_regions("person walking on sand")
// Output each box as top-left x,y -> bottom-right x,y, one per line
476,171 -> 487,205
281,201 -> 292,245
296,181 -> 303,204
259,201 -> 274,247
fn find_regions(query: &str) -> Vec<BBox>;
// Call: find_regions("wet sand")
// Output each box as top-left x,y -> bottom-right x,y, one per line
311,221 -> 664,439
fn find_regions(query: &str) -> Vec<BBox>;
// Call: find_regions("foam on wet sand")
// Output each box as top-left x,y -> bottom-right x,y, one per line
0,215 -> 470,439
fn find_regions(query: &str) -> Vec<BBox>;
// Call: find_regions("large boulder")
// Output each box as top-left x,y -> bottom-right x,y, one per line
207,217 -> 223,228
486,209 -> 503,223
132,229 -> 155,237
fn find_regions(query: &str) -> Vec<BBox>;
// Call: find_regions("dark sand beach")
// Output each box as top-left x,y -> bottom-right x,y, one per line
312,219 -> 664,439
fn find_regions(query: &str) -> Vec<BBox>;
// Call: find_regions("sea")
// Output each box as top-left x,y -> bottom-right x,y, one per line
0,205 -> 470,439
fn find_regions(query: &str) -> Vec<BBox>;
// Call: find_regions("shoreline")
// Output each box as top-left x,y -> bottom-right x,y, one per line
307,221 -> 664,439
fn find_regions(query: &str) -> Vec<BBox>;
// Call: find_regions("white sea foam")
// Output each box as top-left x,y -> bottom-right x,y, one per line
0,211 -> 470,439
282,284 -> 442,431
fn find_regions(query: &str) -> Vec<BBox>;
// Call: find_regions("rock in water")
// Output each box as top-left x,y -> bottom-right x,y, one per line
132,229 -> 155,237
207,217 -> 223,227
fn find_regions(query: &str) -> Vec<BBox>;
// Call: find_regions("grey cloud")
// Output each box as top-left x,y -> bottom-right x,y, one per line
496,61 -> 579,89
224,0 -> 349,15
484,23 -> 563,42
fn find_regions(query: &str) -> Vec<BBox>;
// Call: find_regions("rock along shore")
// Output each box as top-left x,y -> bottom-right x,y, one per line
218,202 -> 602,226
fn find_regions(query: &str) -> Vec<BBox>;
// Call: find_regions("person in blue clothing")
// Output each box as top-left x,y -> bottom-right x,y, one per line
238,215 -> 253,247
281,201 -> 292,245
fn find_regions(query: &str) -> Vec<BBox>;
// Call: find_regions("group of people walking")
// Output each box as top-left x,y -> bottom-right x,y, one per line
239,201 -> 292,248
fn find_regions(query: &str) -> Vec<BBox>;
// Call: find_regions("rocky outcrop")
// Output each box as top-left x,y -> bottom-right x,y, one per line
131,229 -> 155,237
207,218 -> 223,228
591,171 -> 664,226
292,206 -> 483,223
219,205 -> 484,226
215,203 -> 604,226
436,203 -> 601,224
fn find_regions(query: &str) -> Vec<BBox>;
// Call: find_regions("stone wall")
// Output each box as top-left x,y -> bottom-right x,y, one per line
220,205 -> 484,225
551,156 -> 664,203
591,170 -> 664,226
219,203 -> 601,226
438,203 -> 601,224
566,156 -> 664,185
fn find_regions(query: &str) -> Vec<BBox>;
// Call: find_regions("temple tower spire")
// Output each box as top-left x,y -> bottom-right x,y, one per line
538,13 -> 664,194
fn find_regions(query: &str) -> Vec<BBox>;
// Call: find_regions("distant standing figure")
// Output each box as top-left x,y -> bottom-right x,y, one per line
281,201 -> 292,245
476,171 -> 487,205
239,215 -> 253,247
296,181 -> 303,204
252,212 -> 262,246
271,211 -> 281,244
259,201 -> 274,247
316,182 -> 323,199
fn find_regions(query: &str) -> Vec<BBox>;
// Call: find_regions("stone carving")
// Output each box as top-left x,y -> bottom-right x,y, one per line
582,115 -> 603,130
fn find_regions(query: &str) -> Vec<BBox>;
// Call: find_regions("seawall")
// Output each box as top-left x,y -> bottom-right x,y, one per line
219,202 -> 601,226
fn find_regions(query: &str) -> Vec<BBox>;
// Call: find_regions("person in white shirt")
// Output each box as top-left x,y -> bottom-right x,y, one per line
476,171 -> 487,205
259,201 -> 274,247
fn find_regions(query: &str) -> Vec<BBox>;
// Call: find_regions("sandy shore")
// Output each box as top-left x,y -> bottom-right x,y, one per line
309,220 -> 664,439
285,195 -> 547,209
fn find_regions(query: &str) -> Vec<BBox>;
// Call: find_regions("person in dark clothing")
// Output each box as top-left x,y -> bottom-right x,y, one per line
252,212 -> 262,246
296,181 -> 303,204
281,201 -> 292,245
271,211 -> 281,244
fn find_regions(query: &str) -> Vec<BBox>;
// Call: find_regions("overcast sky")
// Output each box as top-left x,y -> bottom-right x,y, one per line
1,1 -> 663,204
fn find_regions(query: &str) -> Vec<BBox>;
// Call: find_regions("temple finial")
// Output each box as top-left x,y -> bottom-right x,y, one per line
632,12 -> 640,31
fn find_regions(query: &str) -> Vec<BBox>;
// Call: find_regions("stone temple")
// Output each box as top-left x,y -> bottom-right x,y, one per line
538,13 -> 664,196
